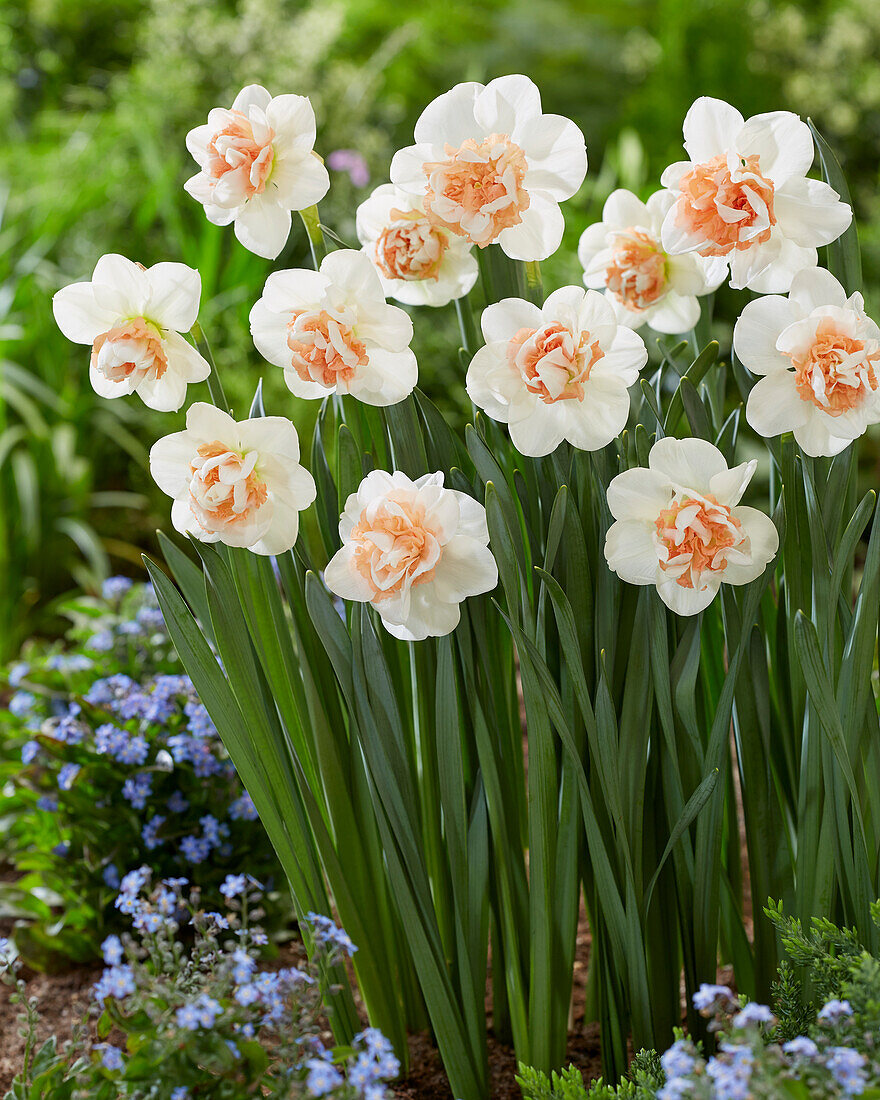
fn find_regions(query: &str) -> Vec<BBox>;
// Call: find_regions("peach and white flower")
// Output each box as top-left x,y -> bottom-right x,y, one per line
604,438 -> 778,615
465,287 -> 647,456
390,75 -> 587,261
324,470 -> 497,641
734,267 -> 880,457
578,189 -> 724,334
660,97 -> 852,292
185,84 -> 330,260
52,254 -> 210,412
249,249 -> 418,406
356,183 -> 479,307
149,402 -> 315,555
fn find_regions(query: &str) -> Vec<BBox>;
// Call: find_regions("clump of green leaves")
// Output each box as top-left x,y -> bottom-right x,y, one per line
768,897 -> 880,1049
516,1050 -> 662,1099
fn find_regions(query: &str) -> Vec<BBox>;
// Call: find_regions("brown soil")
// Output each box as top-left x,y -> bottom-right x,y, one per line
0,962 -> 103,1090
393,1024 -> 603,1100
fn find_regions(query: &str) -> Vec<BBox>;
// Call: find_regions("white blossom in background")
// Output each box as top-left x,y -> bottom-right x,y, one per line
578,189 -> 724,334
465,287 -> 647,456
604,438 -> 778,615
185,85 -> 330,260
390,75 -> 587,261
149,403 -> 315,555
660,96 -> 852,292
324,470 -> 498,641
356,183 -> 479,307
249,249 -> 418,406
734,267 -> 880,457
52,254 -> 210,412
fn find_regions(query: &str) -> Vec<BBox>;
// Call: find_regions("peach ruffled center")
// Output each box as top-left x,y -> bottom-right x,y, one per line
188,441 -> 268,535
507,322 -> 604,403
676,153 -> 776,257
350,492 -> 441,603
286,308 -> 369,389
207,109 -> 275,201
788,317 -> 880,417
654,493 -> 742,590
91,318 -> 167,387
605,229 -> 668,311
423,133 -> 529,248
375,207 -> 450,282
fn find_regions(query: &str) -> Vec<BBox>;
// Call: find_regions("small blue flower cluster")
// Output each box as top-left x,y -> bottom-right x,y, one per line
6,858 -> 397,1099
3,581 -> 285,956
305,1029 -> 400,1099
657,986 -> 873,1099
176,993 -> 224,1030
93,962 -> 136,1003
305,912 -> 358,957
10,649 -> 270,887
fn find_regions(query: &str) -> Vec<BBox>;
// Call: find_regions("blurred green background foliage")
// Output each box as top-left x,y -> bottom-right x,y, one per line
2,0 -> 878,656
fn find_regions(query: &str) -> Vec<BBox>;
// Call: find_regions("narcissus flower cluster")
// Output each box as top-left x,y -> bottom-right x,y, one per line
53,78 -> 867,627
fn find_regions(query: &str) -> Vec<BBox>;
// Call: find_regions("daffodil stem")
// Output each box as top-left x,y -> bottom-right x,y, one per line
524,259 -> 543,304
691,292 -> 714,358
455,296 -> 479,356
191,321 -> 230,414
299,206 -> 327,269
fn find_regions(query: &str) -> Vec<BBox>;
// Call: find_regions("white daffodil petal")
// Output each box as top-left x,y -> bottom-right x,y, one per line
431,536 -> 499,603
774,177 -> 852,248
476,74 -> 542,134
144,263 -> 202,332
517,114 -> 588,199
150,431 -> 197,498
605,467 -> 673,522
745,372 -> 809,439
682,97 -> 745,162
794,413 -> 854,458
722,507 -> 779,584
481,299 -> 544,344
137,370 -> 188,413
788,266 -> 849,314
414,82 -> 482,145
643,291 -> 701,335
733,295 -> 799,375
657,574 -> 722,616
603,188 -> 652,230
604,519 -> 662,585
53,282 -> 118,344
649,437 -> 728,492
735,111 -> 814,185
498,191 -> 565,261
233,196 -> 292,260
